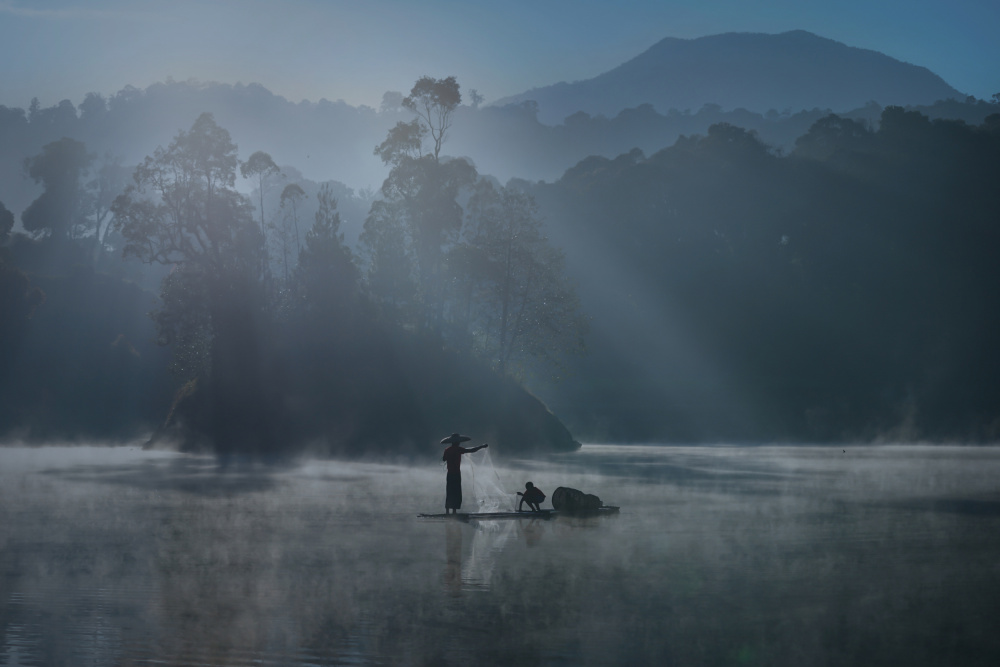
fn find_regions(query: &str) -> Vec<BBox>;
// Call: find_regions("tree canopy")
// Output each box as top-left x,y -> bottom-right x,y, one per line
21,137 -> 92,238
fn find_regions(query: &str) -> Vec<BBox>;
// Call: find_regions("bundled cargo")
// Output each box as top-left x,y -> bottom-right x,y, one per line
551,486 -> 604,512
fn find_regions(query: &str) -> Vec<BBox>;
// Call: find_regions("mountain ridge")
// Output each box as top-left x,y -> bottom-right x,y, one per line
494,30 -> 965,124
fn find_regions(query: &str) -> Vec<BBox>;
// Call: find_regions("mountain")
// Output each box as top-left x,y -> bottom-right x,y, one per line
494,31 -> 965,124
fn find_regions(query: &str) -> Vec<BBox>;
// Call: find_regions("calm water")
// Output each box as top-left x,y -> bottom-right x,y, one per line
1,443 -> 999,666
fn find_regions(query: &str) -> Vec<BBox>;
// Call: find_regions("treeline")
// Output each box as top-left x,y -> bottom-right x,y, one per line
4,80 -> 999,449
4,79 -> 996,214
527,108 -> 1000,442
0,78 -> 584,457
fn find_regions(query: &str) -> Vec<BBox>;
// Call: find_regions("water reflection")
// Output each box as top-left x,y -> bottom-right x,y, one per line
442,516 -> 550,596
1,444 -> 999,665
440,522 -> 460,595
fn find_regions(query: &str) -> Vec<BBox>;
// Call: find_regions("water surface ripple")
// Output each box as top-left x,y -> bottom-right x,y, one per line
1,443 -> 999,666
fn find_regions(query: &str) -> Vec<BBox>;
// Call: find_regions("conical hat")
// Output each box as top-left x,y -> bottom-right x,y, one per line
440,433 -> 472,444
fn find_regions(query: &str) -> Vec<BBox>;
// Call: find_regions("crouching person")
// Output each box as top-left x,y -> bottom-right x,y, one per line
517,482 -> 546,512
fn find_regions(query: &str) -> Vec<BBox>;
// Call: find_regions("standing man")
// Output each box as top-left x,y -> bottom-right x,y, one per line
441,433 -> 488,514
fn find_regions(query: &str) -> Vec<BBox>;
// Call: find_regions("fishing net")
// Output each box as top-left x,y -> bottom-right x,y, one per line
466,447 -> 515,512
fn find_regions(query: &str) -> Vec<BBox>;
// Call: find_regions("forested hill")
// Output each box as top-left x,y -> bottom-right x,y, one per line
526,109 -> 1000,443
3,75 -> 1000,450
494,31 -> 965,124
2,80 -> 994,220
1,79 -> 587,458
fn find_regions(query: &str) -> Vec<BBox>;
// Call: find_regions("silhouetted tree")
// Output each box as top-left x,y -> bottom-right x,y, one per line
456,181 -> 586,376
21,138 -> 92,239
0,263 -> 45,378
295,184 -> 360,325
379,91 -> 405,114
81,153 -> 129,260
241,150 -> 280,238
793,114 -> 873,161
468,89 -> 485,110
113,114 -> 256,272
700,123 -> 772,162
403,76 -> 461,160
112,112 -> 276,453
28,99 -> 77,132
359,199 -> 417,322
78,92 -> 108,123
368,77 -> 477,333
0,200 -> 13,244
279,183 -> 306,256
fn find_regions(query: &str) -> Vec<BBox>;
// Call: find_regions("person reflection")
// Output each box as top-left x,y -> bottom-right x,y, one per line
520,520 -> 544,548
443,521 -> 463,596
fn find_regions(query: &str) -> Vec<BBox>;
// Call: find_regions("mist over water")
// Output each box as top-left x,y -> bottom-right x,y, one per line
2,443 -> 999,666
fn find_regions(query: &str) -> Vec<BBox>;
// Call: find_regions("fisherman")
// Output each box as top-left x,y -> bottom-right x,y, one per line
516,481 -> 546,512
441,433 -> 488,514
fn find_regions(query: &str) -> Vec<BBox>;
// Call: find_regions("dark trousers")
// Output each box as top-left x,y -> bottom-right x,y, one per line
446,472 -> 462,510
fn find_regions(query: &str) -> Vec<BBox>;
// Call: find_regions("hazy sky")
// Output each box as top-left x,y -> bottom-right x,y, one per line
2,0 -> 997,111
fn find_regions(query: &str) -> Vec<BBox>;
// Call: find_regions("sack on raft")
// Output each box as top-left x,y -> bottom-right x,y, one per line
551,486 -> 603,512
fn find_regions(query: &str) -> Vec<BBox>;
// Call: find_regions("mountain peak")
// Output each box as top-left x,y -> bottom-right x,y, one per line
494,31 -> 963,125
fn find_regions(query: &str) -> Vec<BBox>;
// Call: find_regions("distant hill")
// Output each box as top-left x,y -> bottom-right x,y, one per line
494,31 -> 965,124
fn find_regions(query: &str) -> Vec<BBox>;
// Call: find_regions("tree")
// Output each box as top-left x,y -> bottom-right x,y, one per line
793,114 -> 873,161
0,200 -> 13,244
402,76 -> 461,160
279,182 -> 306,257
359,199 -> 417,320
28,99 -> 77,131
468,89 -> 485,110
21,137 -> 92,239
456,181 -> 587,376
81,153 -> 130,260
113,113 -> 255,273
367,77 -> 477,333
112,113 -> 274,453
382,153 -> 476,327
700,123 -> 771,162
0,263 -> 45,378
295,184 -> 360,323
78,92 -> 107,123
379,91 -> 404,114
240,150 -> 281,240
374,119 -> 425,165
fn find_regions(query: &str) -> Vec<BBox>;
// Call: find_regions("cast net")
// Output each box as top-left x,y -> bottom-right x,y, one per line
466,447 -> 515,512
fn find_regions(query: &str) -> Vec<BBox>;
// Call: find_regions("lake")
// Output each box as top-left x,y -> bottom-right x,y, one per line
2,443 -> 999,666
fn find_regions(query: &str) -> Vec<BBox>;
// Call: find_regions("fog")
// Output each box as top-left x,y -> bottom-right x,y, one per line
3,18 -> 1000,663
2,443 -> 999,665
7,86 -> 999,449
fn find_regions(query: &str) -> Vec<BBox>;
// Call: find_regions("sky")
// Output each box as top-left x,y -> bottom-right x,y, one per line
1,0 -> 998,111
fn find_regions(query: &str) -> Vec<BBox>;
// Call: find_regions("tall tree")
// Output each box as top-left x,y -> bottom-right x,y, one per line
295,184 -> 360,324
241,150 -> 280,238
457,181 -> 587,376
81,153 -> 130,260
402,76 -> 461,161
113,113 -> 255,273
21,138 -> 92,239
359,199 -> 416,321
279,182 -> 306,257
367,76 -> 476,333
112,113 -> 274,453
273,182 -> 306,281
